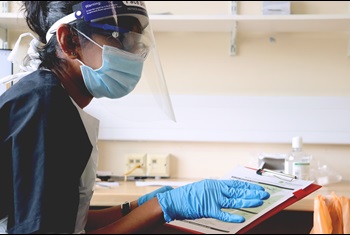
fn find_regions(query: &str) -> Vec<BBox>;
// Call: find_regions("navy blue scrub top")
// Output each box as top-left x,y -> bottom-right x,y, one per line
0,70 -> 92,234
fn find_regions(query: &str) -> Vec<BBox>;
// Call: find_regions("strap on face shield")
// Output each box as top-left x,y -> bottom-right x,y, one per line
89,22 -> 129,33
88,21 -> 131,41
46,13 -> 130,44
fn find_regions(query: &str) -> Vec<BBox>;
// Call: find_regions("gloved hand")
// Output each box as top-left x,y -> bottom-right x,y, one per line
157,179 -> 270,223
138,186 -> 173,206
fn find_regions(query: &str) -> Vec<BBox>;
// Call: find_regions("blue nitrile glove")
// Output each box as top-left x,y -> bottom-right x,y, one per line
138,186 -> 174,206
157,179 -> 270,223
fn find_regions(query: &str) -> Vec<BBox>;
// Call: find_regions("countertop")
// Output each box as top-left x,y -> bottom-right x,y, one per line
91,178 -> 350,212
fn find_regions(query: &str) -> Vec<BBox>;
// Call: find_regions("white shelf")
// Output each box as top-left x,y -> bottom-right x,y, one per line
149,14 -> 237,32
239,14 -> 350,33
147,14 -> 350,56
2,13 -> 350,56
1,13 -> 350,33
149,14 -> 350,33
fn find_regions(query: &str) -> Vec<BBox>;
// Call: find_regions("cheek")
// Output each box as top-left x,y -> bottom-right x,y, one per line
81,48 -> 103,70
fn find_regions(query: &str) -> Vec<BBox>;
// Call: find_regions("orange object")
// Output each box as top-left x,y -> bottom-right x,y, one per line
310,192 -> 350,234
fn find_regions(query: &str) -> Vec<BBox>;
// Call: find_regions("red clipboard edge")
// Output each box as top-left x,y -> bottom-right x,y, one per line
237,183 -> 322,234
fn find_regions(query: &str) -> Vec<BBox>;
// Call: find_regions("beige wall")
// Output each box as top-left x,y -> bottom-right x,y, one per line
6,1 -> 350,180
98,140 -> 350,180
97,1 -> 350,181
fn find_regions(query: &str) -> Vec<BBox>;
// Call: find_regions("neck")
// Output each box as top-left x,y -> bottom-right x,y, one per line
64,84 -> 93,109
51,64 -> 93,109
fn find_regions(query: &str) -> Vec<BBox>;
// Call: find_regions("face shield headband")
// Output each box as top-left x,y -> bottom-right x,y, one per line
46,1 -> 151,56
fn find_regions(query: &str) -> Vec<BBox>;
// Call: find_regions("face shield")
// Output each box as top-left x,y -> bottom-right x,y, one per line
46,1 -> 176,122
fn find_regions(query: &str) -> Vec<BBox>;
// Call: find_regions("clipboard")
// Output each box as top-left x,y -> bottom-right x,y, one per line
162,167 -> 322,234
237,182 -> 321,234
163,183 -> 321,234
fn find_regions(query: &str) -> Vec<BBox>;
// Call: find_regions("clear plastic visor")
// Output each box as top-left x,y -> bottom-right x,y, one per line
68,2 -> 176,122
74,15 -> 152,58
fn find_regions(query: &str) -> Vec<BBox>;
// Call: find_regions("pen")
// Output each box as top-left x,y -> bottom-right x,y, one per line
256,168 -> 297,180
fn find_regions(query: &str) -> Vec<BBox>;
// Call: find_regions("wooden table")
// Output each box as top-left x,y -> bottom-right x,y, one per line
91,179 -> 349,211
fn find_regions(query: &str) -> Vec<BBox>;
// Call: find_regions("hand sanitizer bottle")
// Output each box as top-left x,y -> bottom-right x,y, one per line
284,136 -> 312,180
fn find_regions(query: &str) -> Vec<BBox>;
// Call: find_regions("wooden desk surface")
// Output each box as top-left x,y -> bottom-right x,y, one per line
91,179 -> 350,212
287,179 -> 350,211
91,178 -> 197,207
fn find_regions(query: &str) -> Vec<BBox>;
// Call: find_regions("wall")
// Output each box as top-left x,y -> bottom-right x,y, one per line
97,1 -> 350,180
6,1 -> 350,180
97,140 -> 350,180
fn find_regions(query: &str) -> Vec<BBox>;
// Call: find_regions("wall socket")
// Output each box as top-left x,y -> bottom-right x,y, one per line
124,154 -> 171,178
146,154 -> 170,178
125,154 -> 147,177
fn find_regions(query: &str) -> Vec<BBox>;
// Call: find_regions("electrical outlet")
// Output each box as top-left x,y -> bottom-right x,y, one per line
125,154 -> 147,177
146,154 -> 171,178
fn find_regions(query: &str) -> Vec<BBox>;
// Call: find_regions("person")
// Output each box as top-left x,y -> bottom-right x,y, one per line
0,1 -> 270,234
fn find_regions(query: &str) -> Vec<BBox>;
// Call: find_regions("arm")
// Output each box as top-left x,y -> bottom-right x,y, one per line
87,198 -> 165,234
85,200 -> 138,232
86,179 -> 270,234
85,186 -> 173,233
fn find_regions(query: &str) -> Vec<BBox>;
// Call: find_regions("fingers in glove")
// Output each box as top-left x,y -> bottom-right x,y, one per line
221,180 -> 266,191
221,198 -> 264,209
226,188 -> 270,200
215,211 -> 246,223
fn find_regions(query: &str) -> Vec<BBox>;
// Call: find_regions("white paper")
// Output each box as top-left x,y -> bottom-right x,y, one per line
95,182 -> 119,188
135,180 -> 194,187
169,165 -> 313,234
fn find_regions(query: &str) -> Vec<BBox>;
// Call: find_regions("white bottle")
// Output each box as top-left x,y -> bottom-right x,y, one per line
284,136 -> 312,180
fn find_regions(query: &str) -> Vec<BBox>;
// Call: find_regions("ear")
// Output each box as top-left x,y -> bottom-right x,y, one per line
56,24 -> 80,59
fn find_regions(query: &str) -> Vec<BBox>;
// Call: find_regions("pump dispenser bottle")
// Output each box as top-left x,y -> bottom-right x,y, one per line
284,136 -> 312,180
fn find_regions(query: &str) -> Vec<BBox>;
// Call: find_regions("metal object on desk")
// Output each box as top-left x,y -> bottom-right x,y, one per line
256,168 -> 297,181
258,153 -> 286,171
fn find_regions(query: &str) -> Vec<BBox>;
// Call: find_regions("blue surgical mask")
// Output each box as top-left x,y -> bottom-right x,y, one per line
80,45 -> 146,99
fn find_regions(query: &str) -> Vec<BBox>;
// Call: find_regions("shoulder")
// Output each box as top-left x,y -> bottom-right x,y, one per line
11,70 -> 62,94
0,70 -> 69,107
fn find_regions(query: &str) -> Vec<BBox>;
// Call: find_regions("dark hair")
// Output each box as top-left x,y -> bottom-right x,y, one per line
21,1 -> 82,69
